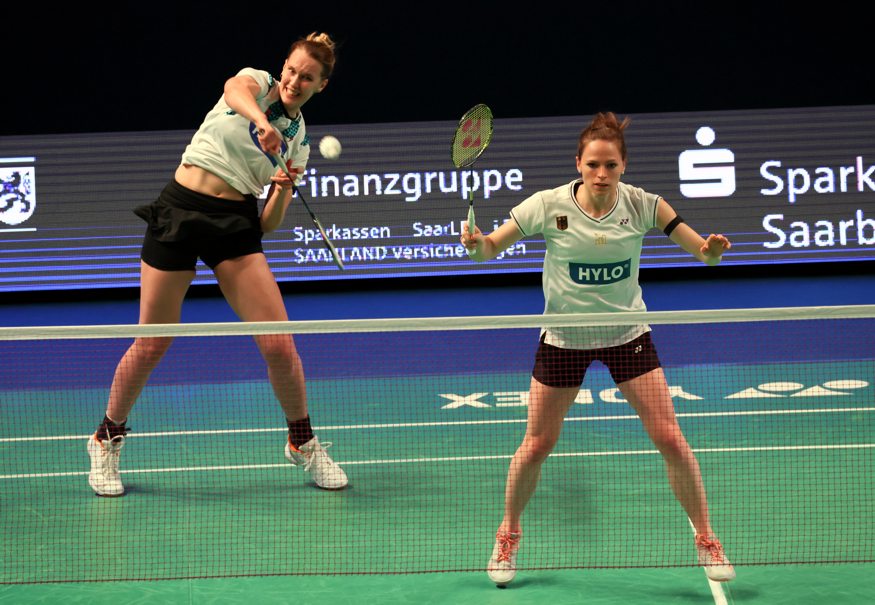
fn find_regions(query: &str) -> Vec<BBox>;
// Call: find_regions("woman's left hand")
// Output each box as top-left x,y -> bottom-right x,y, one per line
700,233 -> 731,260
270,162 -> 299,192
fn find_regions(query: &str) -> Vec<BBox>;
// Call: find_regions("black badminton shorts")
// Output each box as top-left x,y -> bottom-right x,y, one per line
137,180 -> 263,271
532,331 -> 662,388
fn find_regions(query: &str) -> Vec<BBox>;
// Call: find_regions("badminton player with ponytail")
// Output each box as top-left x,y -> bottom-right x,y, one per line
462,112 -> 734,587
87,32 -> 348,496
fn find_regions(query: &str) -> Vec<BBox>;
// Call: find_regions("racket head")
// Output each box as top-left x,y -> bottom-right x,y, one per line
451,104 -> 494,168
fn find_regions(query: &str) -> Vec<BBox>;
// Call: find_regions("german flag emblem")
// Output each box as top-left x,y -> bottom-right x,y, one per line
556,215 -> 568,230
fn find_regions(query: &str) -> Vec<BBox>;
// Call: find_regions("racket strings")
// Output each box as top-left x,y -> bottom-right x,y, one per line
452,104 -> 493,168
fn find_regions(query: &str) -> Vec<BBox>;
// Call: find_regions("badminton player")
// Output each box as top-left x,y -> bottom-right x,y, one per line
461,112 -> 734,586
87,32 -> 347,496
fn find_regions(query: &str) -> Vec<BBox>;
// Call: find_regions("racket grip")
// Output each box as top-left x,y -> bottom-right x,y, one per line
466,204 -> 476,257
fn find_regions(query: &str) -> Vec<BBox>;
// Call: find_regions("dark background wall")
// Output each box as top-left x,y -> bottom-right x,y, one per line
3,0 -> 872,307
3,2 -> 870,136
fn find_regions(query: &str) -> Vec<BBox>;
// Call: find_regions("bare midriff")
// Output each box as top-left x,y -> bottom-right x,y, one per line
174,164 -> 246,200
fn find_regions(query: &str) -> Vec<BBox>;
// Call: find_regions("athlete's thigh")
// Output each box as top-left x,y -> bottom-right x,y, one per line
213,253 -> 288,322
617,367 -> 679,434
138,261 -> 195,324
525,377 -> 579,441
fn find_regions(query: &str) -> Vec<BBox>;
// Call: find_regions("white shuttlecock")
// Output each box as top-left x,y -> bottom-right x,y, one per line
319,135 -> 342,160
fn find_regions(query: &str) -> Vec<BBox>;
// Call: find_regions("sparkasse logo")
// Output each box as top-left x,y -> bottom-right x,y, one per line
678,126 -> 736,198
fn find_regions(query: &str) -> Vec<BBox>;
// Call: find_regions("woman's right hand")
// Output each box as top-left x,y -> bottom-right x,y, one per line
461,222 -> 482,253
256,125 -> 283,156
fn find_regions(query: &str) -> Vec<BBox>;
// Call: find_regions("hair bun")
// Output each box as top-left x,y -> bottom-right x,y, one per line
305,32 -> 336,51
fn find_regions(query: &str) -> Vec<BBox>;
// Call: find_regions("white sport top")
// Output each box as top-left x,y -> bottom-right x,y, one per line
180,68 -> 309,196
510,180 -> 660,349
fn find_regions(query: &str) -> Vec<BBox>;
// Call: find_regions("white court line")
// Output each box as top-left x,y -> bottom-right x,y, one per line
1,443 -> 873,481
2,406 -> 873,444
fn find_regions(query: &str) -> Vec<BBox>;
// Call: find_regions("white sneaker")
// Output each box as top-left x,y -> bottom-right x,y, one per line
87,434 -> 125,497
487,530 -> 522,587
695,534 -> 736,582
284,436 -> 348,490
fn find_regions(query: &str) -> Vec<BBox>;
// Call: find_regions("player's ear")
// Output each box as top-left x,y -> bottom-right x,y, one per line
317,78 -> 329,93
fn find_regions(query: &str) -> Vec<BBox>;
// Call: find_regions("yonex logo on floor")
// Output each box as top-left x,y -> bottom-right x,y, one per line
439,380 -> 870,408
439,385 -> 703,408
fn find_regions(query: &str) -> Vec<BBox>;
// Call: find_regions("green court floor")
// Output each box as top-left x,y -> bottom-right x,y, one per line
2,565 -> 874,604
2,354 -> 873,602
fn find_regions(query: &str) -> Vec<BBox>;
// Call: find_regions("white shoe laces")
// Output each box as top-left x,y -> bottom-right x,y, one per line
98,439 -> 123,477
302,441 -> 334,472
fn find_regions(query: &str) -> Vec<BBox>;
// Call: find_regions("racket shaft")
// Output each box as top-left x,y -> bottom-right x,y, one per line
272,154 -> 344,270
465,201 -> 476,257
311,215 -> 343,258
307,207 -> 345,270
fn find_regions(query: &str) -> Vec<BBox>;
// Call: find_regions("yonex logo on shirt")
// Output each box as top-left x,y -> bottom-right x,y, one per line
569,260 -> 631,284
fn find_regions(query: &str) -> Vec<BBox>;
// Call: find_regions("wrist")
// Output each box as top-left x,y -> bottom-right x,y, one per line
704,255 -> 721,266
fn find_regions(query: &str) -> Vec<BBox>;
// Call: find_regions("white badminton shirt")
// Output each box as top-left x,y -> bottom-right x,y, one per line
510,180 -> 661,349
180,68 -> 309,197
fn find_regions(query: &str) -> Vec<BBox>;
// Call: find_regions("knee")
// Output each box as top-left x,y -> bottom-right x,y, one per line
651,430 -> 688,460
517,435 -> 558,464
132,337 -> 173,362
257,335 -> 299,366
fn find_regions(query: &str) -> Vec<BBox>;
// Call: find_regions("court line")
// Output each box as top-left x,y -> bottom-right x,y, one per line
2,443 -> 873,480
2,406 -> 873,443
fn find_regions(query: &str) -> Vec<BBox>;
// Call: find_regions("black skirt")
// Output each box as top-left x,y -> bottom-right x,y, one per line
134,180 -> 260,243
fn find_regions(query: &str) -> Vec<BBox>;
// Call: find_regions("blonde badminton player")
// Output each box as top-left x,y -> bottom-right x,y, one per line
87,32 -> 348,496
461,112 -> 734,587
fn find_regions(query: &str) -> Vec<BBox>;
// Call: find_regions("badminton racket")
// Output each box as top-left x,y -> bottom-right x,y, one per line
451,104 -> 493,254
270,153 -> 345,270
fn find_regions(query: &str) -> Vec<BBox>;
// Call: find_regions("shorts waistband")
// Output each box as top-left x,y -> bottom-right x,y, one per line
162,179 -> 258,218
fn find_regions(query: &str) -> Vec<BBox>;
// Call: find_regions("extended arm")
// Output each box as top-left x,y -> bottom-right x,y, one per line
223,75 -> 282,154
461,219 -> 525,262
222,74 -> 298,233
656,199 -> 731,265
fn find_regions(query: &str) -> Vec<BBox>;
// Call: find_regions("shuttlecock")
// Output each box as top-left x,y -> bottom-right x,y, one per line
319,135 -> 342,160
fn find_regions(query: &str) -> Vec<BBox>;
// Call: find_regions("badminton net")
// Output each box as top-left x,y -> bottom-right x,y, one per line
1,305 -> 873,583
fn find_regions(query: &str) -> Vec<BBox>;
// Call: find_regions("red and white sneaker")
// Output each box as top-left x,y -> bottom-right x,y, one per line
487,530 -> 522,586
695,533 -> 736,582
